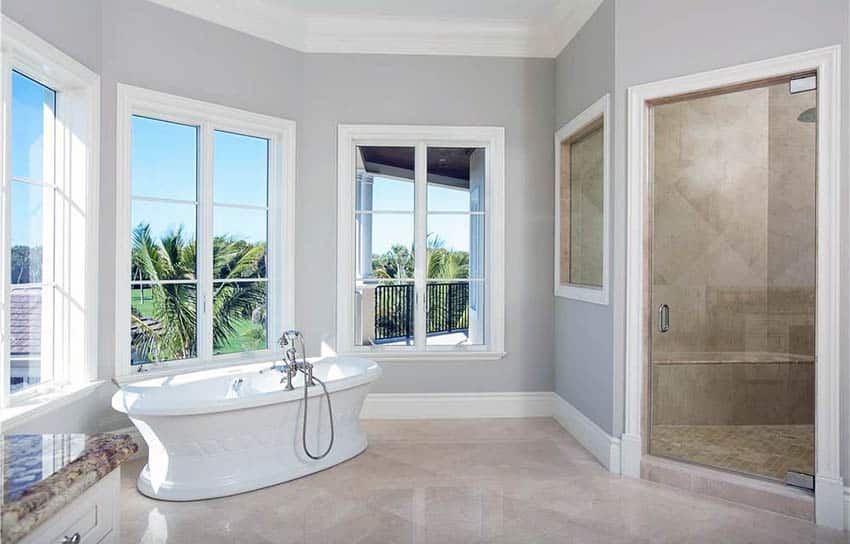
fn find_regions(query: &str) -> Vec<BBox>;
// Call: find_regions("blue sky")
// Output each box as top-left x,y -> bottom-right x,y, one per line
362,175 -> 476,254
130,117 -> 269,245
10,71 -> 53,247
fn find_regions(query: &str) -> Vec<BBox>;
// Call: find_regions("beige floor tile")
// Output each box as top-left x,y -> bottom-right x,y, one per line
119,419 -> 847,544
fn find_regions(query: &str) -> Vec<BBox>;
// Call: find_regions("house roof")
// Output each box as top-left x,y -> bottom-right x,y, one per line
358,146 -> 475,190
10,289 -> 41,356
9,288 -> 162,358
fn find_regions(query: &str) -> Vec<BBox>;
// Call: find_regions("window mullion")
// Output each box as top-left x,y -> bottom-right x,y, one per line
197,122 -> 214,361
1,63 -> 11,406
413,142 -> 427,349
266,134 -> 282,350
40,88 -> 57,385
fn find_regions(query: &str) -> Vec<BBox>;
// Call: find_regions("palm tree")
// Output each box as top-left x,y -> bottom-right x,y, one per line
211,236 -> 267,353
423,235 -> 471,331
131,224 -> 267,362
131,224 -> 197,362
425,235 -> 469,280
370,235 -> 469,280
371,244 -> 414,280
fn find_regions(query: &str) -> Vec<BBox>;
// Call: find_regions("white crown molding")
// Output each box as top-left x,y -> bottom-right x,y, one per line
304,14 -> 544,58
144,0 -> 602,58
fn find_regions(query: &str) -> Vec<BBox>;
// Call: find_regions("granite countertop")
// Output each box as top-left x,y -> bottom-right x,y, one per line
1,432 -> 138,544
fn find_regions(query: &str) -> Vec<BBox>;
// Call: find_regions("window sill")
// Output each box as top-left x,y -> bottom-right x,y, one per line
339,350 -> 507,362
115,351 -> 281,385
554,284 -> 609,305
0,381 -> 104,431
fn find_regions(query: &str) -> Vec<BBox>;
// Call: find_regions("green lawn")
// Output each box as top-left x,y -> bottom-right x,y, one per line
132,287 -> 266,355
131,287 -> 155,316
215,319 -> 267,355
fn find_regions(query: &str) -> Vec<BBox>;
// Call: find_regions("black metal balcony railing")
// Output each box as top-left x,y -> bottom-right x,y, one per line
374,284 -> 415,342
374,282 -> 469,343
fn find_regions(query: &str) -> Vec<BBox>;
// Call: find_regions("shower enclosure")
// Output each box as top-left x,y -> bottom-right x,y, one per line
648,75 -> 817,484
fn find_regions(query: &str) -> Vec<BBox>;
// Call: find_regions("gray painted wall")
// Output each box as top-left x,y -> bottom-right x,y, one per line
301,53 -> 555,393
2,0 -> 555,431
2,0 -> 101,72
553,0 -> 616,435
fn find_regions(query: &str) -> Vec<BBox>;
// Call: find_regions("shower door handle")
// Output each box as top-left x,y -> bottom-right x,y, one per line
658,304 -> 670,333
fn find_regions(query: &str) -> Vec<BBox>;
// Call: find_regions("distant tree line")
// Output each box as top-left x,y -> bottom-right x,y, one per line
11,246 -> 42,284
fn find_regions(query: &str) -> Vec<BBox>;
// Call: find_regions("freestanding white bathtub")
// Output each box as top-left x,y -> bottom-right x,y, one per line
111,357 -> 381,501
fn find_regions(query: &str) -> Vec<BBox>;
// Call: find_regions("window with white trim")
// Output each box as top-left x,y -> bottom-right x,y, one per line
1,18 -> 100,407
115,85 -> 295,378
337,125 -> 505,359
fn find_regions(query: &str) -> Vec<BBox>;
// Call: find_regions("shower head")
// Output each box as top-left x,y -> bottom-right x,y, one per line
797,108 -> 816,123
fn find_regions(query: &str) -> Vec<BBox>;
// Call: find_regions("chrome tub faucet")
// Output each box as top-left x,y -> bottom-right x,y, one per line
275,330 -> 313,390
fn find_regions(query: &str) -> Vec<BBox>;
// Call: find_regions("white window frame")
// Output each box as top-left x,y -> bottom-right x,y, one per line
114,84 -> 296,380
336,124 -> 505,361
554,94 -> 610,305
0,17 -> 100,412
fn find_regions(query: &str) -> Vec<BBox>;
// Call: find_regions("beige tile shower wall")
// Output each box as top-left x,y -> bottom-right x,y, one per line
652,83 -> 817,357
568,125 -> 604,287
652,359 -> 815,425
767,84 -> 816,356
652,88 -> 771,354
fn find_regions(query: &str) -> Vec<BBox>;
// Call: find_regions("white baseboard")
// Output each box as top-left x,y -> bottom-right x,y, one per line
360,392 -> 553,420
551,393 -> 621,473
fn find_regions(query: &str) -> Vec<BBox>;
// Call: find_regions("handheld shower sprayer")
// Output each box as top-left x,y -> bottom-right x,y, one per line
276,330 -> 334,460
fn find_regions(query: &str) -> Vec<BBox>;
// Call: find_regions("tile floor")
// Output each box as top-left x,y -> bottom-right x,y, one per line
120,419 -> 848,543
651,424 -> 814,480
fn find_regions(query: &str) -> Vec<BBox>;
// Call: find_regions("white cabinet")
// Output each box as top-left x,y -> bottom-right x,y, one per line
20,469 -> 120,544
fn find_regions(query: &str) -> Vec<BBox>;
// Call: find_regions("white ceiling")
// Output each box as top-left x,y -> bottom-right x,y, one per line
146,0 -> 602,57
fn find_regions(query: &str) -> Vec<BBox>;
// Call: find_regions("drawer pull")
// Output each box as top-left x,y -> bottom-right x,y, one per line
62,533 -> 81,544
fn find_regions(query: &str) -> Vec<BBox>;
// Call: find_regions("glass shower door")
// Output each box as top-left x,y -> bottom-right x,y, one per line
648,76 -> 817,483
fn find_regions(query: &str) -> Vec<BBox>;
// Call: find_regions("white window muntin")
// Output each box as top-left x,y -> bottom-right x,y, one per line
115,85 -> 295,379
337,125 -> 505,360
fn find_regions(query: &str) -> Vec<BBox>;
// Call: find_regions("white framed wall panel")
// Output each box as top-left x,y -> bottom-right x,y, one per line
553,93 -> 610,305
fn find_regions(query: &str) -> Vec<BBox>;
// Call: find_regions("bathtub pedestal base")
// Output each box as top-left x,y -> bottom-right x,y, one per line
136,433 -> 368,501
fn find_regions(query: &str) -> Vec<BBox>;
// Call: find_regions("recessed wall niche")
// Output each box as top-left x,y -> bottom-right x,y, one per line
554,94 -> 609,305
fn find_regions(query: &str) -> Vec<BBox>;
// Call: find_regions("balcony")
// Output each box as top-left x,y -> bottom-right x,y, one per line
355,281 -> 483,346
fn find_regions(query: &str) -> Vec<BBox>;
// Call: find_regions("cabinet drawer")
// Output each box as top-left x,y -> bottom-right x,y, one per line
21,469 -> 119,544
